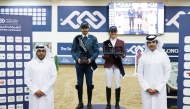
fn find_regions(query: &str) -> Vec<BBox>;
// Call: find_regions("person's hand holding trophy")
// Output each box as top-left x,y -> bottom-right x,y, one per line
79,52 -> 90,64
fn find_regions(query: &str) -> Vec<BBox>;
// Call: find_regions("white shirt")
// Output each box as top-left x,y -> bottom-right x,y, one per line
110,38 -> 117,47
82,33 -> 88,38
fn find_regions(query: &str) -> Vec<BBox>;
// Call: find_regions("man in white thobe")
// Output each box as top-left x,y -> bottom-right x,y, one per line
137,35 -> 171,109
115,11 -> 124,34
146,10 -> 157,34
24,45 -> 57,109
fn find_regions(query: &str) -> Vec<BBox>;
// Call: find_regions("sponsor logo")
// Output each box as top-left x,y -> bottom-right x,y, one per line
7,70 -> 14,77
24,87 -> 30,93
16,87 -> 23,93
0,79 -> 6,86
23,45 -> 30,51
16,104 -> 23,109
127,45 -> 145,55
16,96 -> 23,102
0,97 -> 6,103
165,11 -> 190,29
15,53 -> 22,59
7,79 -> 14,85
95,58 -> 102,63
0,36 -> 5,42
61,58 -> 70,62
16,79 -> 23,85
15,36 -> 22,43
0,45 -> 5,51
7,53 -> 14,59
60,47 -> 71,51
23,37 -> 30,43
147,3 -> 158,8
8,88 -> 15,94
184,62 -> 190,69
0,18 -> 5,23
60,11 -> 106,29
99,47 -> 103,51
0,88 -> 6,94
7,36 -> 14,42
24,53 -> 30,59
115,3 -> 132,8
7,45 -> 14,51
25,95 -> 29,101
184,71 -> 190,78
8,96 -> 15,102
16,70 -> 23,76
8,105 -> 15,109
16,62 -> 22,68
0,105 -> 6,109
0,71 -> 6,77
0,53 -> 5,59
0,62 -> 6,68
123,58 -> 134,64
15,45 -> 22,51
7,62 -> 14,68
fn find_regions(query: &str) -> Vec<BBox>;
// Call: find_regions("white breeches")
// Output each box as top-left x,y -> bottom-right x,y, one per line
105,65 -> 121,89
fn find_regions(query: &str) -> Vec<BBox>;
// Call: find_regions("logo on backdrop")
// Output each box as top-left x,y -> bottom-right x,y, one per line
0,18 -> 5,23
127,45 -> 145,55
60,11 -> 106,29
165,6 -> 190,32
58,6 -> 108,32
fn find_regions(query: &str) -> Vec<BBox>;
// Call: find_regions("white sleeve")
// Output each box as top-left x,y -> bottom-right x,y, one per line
137,57 -> 150,91
24,63 -> 39,95
41,62 -> 57,95
155,55 -> 171,92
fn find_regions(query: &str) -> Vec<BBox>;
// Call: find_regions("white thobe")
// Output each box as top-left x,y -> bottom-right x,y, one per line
137,49 -> 171,109
24,58 -> 57,109
115,16 -> 124,34
147,13 -> 157,34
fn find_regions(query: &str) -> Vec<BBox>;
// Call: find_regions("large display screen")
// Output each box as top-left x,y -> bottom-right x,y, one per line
109,3 -> 164,35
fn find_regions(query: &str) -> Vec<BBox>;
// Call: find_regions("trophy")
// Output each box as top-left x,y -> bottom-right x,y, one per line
80,52 -> 89,64
104,46 -> 114,55
115,46 -> 124,56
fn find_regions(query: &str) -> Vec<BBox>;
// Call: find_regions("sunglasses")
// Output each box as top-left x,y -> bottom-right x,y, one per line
147,40 -> 157,44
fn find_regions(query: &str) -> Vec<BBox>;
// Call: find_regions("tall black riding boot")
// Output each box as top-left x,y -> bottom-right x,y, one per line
115,87 -> 121,109
87,85 -> 94,109
106,87 -> 111,109
75,85 -> 84,109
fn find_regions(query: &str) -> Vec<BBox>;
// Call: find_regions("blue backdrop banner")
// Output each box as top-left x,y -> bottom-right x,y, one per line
177,14 -> 190,109
0,14 -> 33,109
165,6 -> 190,32
0,6 -> 52,31
57,43 -> 178,56
57,6 -> 108,32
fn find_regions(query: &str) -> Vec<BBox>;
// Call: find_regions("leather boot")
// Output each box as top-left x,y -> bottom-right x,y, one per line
105,87 -> 111,109
75,85 -> 84,109
115,87 -> 120,109
87,85 -> 94,109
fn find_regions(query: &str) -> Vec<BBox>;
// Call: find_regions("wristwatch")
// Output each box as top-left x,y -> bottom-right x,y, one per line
166,63 -> 178,90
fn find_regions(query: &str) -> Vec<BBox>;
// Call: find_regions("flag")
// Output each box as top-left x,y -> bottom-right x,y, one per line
136,49 -> 142,73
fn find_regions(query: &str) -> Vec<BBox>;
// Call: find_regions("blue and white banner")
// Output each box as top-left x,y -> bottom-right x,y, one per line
0,15 -> 32,109
57,56 -> 135,65
177,14 -> 190,109
57,43 -> 178,64
0,6 -> 52,31
57,6 -> 108,32
165,6 -> 190,32
57,43 -> 103,55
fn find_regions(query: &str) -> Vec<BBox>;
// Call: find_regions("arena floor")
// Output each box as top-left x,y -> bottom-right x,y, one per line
53,65 -> 177,109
